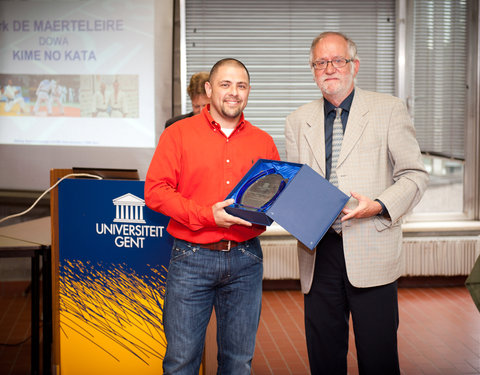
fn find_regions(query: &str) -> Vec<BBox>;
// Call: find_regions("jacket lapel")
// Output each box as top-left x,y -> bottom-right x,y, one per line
304,99 -> 326,176
337,88 -> 369,168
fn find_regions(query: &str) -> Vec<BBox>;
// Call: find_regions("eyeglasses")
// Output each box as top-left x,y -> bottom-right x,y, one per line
311,58 -> 354,70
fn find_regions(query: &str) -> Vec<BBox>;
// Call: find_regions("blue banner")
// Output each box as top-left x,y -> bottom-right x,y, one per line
58,179 -> 172,374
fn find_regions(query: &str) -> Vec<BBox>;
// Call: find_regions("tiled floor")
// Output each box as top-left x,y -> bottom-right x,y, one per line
253,287 -> 480,375
1,282 -> 479,375
0,282 -> 33,375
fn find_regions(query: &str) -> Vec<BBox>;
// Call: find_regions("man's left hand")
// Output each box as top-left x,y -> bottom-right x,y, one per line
341,191 -> 383,221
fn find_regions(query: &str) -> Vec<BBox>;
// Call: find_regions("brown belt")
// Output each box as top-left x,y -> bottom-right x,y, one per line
201,240 -> 239,251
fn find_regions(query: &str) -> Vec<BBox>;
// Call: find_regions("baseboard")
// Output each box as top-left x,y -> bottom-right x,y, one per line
398,275 -> 467,288
262,276 -> 468,291
262,279 -> 301,290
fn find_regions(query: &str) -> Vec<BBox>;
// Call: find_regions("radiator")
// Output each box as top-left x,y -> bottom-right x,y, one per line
261,238 -> 300,280
402,236 -> 480,276
261,236 -> 480,280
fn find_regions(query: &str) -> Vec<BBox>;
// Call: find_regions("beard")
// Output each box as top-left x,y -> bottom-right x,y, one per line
316,64 -> 356,99
220,97 -> 245,118
317,74 -> 354,98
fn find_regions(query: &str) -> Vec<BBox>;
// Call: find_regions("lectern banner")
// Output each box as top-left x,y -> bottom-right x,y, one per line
58,179 -> 172,374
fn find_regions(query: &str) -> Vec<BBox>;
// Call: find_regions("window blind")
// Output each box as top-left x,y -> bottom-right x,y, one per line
185,0 -> 396,158
410,0 -> 468,160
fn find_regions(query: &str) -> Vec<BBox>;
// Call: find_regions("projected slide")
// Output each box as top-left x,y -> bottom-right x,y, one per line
0,74 -> 138,118
0,0 -> 154,148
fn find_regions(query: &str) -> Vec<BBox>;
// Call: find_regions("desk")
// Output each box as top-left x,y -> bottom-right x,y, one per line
0,217 -> 52,375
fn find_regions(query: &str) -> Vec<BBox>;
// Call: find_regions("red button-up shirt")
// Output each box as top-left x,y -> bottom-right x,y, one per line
145,105 -> 280,244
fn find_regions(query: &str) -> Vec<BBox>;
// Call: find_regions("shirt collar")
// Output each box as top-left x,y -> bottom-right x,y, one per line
202,104 -> 246,132
324,89 -> 355,116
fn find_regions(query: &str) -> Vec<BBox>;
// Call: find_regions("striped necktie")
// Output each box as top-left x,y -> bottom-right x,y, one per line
329,107 -> 343,233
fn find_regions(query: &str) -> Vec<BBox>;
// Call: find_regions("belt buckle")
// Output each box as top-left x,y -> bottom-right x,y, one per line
222,240 -> 232,252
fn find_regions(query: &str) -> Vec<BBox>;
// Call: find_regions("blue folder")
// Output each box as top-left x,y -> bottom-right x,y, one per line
226,159 -> 350,250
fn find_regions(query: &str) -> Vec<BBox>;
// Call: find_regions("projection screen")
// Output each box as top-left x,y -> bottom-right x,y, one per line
0,0 -> 173,191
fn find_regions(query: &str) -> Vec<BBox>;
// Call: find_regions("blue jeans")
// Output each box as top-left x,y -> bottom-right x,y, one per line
162,237 -> 263,375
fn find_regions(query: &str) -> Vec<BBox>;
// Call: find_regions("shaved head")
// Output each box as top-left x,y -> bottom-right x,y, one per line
209,58 -> 250,84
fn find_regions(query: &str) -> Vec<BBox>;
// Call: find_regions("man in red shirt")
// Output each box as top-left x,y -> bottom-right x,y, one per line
145,58 -> 279,374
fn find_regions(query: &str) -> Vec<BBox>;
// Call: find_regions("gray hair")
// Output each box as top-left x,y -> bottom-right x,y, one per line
309,31 -> 359,73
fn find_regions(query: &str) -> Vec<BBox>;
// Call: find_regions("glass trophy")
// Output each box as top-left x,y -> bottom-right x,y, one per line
235,168 -> 288,211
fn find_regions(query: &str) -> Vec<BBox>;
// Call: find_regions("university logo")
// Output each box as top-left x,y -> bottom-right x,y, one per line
95,192 -> 165,248
112,193 -> 146,224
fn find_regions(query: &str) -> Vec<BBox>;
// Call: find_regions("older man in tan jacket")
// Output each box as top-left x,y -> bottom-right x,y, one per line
285,31 -> 428,375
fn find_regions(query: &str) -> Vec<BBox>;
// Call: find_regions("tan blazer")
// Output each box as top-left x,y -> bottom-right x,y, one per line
285,87 -> 428,293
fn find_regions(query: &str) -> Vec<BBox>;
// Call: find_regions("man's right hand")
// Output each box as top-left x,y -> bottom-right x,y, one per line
212,199 -> 252,228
